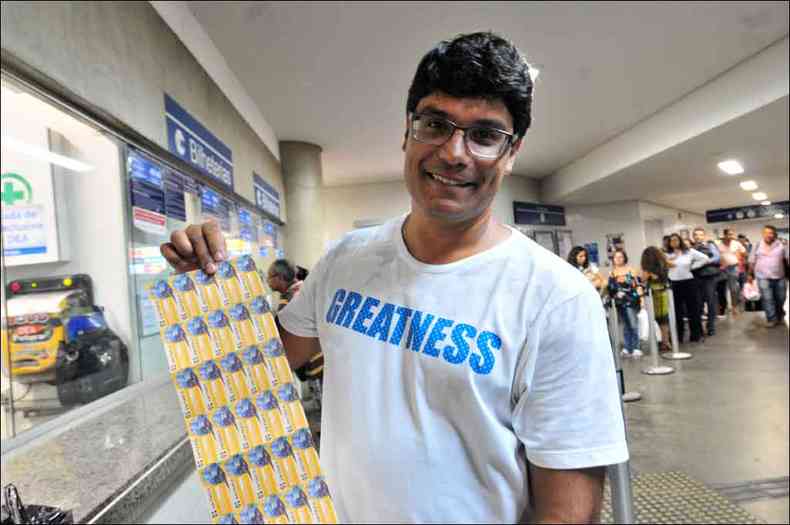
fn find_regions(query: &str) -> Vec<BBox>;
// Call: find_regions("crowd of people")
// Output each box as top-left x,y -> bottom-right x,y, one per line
568,225 -> 789,357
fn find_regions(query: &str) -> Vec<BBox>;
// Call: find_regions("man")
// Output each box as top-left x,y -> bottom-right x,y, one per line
749,225 -> 789,328
161,32 -> 627,523
717,229 -> 746,319
268,258 -> 325,394
692,227 -> 722,336
267,258 -> 304,311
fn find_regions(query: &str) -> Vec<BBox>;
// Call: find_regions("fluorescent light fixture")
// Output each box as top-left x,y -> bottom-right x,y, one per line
774,213 -> 785,219
739,180 -> 758,191
528,65 -> 540,82
761,201 -> 772,206
717,159 -> 744,175
752,192 -> 767,201
1,135 -> 93,172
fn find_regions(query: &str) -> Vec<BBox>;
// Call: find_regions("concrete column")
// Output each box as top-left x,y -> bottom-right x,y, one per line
280,141 -> 325,270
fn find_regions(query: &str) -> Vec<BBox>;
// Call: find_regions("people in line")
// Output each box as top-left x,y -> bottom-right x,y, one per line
748,225 -> 789,328
641,246 -> 673,353
267,258 -> 304,311
736,234 -> 751,291
717,228 -> 746,319
667,233 -> 710,343
607,249 -> 644,358
692,227 -> 722,336
567,246 -> 604,292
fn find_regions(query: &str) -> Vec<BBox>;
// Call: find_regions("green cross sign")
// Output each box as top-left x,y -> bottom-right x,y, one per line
1,173 -> 33,206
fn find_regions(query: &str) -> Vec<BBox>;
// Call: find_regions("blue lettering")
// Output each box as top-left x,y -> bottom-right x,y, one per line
335,292 -> 363,328
423,318 -> 453,358
352,297 -> 380,335
389,306 -> 413,346
405,311 -> 435,352
444,323 -> 476,365
326,289 -> 346,323
470,331 -> 501,375
367,303 -> 395,342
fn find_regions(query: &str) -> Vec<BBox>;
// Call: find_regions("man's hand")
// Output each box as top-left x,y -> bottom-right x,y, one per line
161,220 -> 227,274
526,465 -> 605,524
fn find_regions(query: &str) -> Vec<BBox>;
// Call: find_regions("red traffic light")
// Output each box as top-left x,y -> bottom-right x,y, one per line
10,281 -> 22,293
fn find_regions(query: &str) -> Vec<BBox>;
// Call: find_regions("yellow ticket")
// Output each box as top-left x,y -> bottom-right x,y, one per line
207,310 -> 239,355
211,406 -> 246,457
224,454 -> 257,509
187,317 -> 222,361
164,324 -> 200,371
249,297 -> 278,341
270,437 -> 300,488
308,477 -> 338,524
220,352 -> 255,399
228,304 -> 261,346
235,255 -> 267,297
292,429 -> 322,482
189,415 -> 219,469
264,339 -> 294,386
277,383 -> 308,434
195,270 -> 229,310
150,280 -> 183,326
172,273 -> 207,318
284,485 -> 318,524
201,464 -> 233,520
174,368 -> 208,419
216,261 -> 249,304
262,495 -> 290,524
242,346 -> 275,393
248,445 -> 282,499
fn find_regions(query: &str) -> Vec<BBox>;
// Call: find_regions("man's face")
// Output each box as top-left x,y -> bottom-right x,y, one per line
267,270 -> 286,294
763,228 -> 777,243
693,229 -> 706,243
402,92 -> 522,223
725,230 -> 736,241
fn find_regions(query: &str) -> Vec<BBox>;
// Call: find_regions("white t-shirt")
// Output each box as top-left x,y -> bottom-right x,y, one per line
717,240 -> 745,268
279,215 -> 628,523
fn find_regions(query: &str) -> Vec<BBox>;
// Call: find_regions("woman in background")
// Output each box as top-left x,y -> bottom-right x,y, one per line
667,233 -> 710,343
567,246 -> 604,292
641,246 -> 672,352
608,249 -> 644,358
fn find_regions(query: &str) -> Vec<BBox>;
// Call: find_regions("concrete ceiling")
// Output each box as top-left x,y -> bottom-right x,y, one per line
189,1 -> 788,186
562,96 -> 790,214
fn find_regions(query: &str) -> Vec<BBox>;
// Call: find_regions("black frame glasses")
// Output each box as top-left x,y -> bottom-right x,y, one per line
409,112 -> 515,160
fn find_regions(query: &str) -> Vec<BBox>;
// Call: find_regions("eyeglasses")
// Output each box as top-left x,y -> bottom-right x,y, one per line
409,113 -> 515,160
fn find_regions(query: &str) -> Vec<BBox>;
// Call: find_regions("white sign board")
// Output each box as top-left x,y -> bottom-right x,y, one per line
1,115 -> 62,266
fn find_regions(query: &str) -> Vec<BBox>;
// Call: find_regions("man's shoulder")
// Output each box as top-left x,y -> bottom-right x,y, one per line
505,230 -> 599,309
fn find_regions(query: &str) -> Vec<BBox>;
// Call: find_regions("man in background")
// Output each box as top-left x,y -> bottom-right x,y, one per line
717,228 -> 746,319
692,227 -> 722,336
749,225 -> 789,328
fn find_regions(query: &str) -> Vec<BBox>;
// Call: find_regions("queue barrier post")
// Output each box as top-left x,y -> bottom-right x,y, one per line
661,285 -> 693,360
608,302 -> 641,403
606,301 -> 637,523
642,287 -> 675,375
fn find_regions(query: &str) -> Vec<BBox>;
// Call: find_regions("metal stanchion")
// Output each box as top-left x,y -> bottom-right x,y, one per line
642,287 -> 675,375
607,303 -> 637,523
609,302 -> 641,402
661,285 -> 693,360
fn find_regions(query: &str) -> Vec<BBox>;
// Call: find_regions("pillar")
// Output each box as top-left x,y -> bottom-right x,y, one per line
280,141 -> 325,270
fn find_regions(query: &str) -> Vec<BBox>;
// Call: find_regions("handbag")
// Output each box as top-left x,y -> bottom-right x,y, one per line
742,281 -> 761,302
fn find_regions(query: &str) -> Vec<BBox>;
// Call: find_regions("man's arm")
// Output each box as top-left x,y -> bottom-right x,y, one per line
526,465 -> 605,524
276,317 -> 321,370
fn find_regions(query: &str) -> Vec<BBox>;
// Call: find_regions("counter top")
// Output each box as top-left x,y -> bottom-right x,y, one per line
1,377 -> 187,523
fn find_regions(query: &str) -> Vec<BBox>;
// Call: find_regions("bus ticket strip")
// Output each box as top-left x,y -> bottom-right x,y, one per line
605,284 -> 695,523
149,256 -> 338,524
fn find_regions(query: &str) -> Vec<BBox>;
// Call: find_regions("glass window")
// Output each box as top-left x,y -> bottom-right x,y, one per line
1,75 -> 135,439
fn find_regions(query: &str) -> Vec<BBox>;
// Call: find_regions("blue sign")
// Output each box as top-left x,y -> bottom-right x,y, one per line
514,201 -> 566,226
165,94 -> 234,191
128,151 -> 165,214
706,200 -> 789,223
200,186 -> 231,232
164,171 -> 187,223
253,172 -> 280,219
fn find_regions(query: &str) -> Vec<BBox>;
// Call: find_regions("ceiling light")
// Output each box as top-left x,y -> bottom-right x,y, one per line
752,192 -> 767,201
739,180 -> 758,191
761,201 -> 772,206
717,159 -> 744,175
1,135 -> 93,172
774,213 -> 785,219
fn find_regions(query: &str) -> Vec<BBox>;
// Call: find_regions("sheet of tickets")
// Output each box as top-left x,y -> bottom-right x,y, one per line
149,255 -> 338,524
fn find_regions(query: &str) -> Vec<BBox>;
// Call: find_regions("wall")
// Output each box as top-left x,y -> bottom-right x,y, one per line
319,175 -> 541,253
0,1 -> 284,217
564,202 -> 645,276
639,201 -> 707,244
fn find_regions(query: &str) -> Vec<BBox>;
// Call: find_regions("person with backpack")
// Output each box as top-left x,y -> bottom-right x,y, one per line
749,225 -> 789,328
692,227 -> 722,336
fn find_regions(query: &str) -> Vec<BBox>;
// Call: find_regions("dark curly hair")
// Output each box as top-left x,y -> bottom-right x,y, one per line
641,246 -> 669,282
406,32 -> 534,138
567,246 -> 589,269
